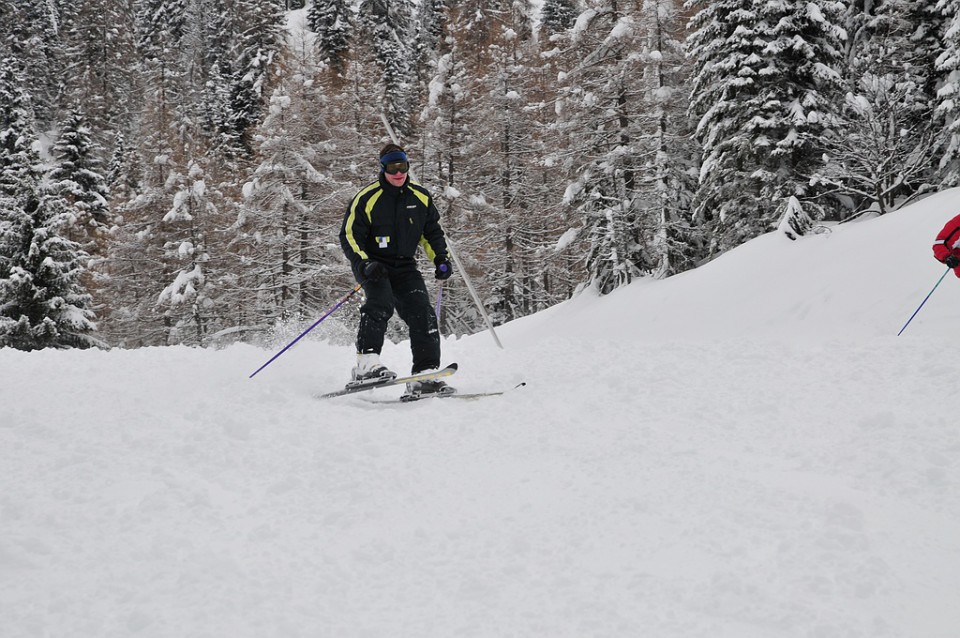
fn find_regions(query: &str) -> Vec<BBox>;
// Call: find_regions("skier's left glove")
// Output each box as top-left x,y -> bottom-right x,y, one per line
946,255 -> 960,269
434,256 -> 453,280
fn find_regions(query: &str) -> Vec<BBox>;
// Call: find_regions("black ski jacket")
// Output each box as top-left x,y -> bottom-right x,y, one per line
340,174 -> 448,276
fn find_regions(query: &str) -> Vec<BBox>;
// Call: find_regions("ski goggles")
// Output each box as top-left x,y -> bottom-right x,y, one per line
383,161 -> 410,175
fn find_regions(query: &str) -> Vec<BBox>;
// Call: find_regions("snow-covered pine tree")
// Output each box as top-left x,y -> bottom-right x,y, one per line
58,0 -> 137,148
0,60 -> 35,193
418,2 -> 473,190
686,0 -> 845,253
0,187 -> 101,350
541,0 -> 579,36
0,0 -> 64,127
412,0 -> 447,101
155,158 -> 223,346
555,0 -> 650,294
357,0 -> 417,138
309,0 -> 352,78
417,0 -> 561,329
0,63 -> 99,350
106,130 -> 140,211
228,0 -> 286,154
635,0 -> 699,277
776,195 -> 815,240
532,2 -> 589,302
48,109 -> 112,253
184,0 -> 237,160
902,0 -> 949,103
936,0 -> 960,186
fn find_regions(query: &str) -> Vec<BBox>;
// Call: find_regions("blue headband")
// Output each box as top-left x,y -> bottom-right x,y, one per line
380,150 -> 408,166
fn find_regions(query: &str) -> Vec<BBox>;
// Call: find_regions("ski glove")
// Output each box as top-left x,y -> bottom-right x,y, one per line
946,255 -> 960,269
361,260 -> 388,282
434,257 -> 453,280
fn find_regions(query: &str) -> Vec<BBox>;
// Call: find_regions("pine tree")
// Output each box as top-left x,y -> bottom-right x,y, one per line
936,0 -> 960,186
415,0 -> 447,57
635,0 -> 700,276
106,130 -> 139,208
776,195 -> 815,240
358,0 -> 416,138
555,0 -> 650,294
309,0 -> 352,77
155,159 -> 220,345
0,188 -> 100,350
229,0 -> 287,154
686,0 -> 846,252
0,63 -> 99,350
58,0 -> 137,146
49,109 -> 113,252
412,0 -> 448,102
541,0 -> 579,36
0,1 -> 64,126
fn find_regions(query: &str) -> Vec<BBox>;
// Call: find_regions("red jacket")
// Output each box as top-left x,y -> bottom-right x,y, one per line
933,213 -> 960,277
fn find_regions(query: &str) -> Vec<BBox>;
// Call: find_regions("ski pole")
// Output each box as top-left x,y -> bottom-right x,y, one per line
435,282 -> 444,321
249,283 -> 363,378
897,266 -> 951,336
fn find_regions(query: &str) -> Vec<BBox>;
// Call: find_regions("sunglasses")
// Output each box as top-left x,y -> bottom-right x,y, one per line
384,161 -> 409,175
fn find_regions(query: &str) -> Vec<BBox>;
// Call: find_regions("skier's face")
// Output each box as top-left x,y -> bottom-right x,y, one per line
385,170 -> 407,187
383,161 -> 408,187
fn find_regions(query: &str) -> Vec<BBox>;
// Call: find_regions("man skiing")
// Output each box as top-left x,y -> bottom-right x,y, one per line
933,212 -> 960,276
339,144 -> 454,399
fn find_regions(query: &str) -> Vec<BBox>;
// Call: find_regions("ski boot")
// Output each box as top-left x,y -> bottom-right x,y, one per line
400,372 -> 457,402
346,353 -> 397,389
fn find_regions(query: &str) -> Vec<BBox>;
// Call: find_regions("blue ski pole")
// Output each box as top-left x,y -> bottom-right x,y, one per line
249,283 -> 363,378
897,267 -> 951,336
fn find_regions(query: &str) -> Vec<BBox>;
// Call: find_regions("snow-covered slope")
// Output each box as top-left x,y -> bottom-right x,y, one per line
510,187 -> 960,342
3,191 -> 960,638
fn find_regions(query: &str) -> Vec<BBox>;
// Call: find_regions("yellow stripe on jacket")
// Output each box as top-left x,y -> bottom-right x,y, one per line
343,182 -> 381,260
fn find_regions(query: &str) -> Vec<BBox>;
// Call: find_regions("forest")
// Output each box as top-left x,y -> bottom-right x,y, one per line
0,0 -> 958,350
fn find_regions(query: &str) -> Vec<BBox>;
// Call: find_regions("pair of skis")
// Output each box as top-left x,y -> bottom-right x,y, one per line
316,363 -> 524,402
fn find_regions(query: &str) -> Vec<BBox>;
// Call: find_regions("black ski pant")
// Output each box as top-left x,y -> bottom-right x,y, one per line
357,265 -> 440,374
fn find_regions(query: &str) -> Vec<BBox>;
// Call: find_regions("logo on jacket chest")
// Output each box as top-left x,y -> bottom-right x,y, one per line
376,236 -> 391,248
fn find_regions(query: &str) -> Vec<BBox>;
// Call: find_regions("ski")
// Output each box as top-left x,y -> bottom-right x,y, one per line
451,382 -> 527,400
365,382 -> 526,404
316,363 -> 458,399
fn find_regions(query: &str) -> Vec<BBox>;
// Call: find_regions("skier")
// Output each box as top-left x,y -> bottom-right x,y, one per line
339,144 -> 455,399
933,212 -> 960,275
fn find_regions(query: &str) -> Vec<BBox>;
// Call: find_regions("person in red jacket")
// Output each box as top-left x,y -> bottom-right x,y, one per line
933,213 -> 960,275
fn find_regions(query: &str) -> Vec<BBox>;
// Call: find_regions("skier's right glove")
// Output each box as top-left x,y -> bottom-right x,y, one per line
946,255 -> 960,269
361,260 -> 388,282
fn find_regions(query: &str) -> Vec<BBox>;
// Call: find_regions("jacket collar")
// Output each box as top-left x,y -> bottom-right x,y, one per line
379,172 -> 408,194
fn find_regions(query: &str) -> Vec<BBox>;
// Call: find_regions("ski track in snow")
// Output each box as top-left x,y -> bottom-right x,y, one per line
4,190 -> 960,637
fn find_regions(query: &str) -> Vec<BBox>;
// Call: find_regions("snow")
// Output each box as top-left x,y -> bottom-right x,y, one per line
4,190 -> 960,637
